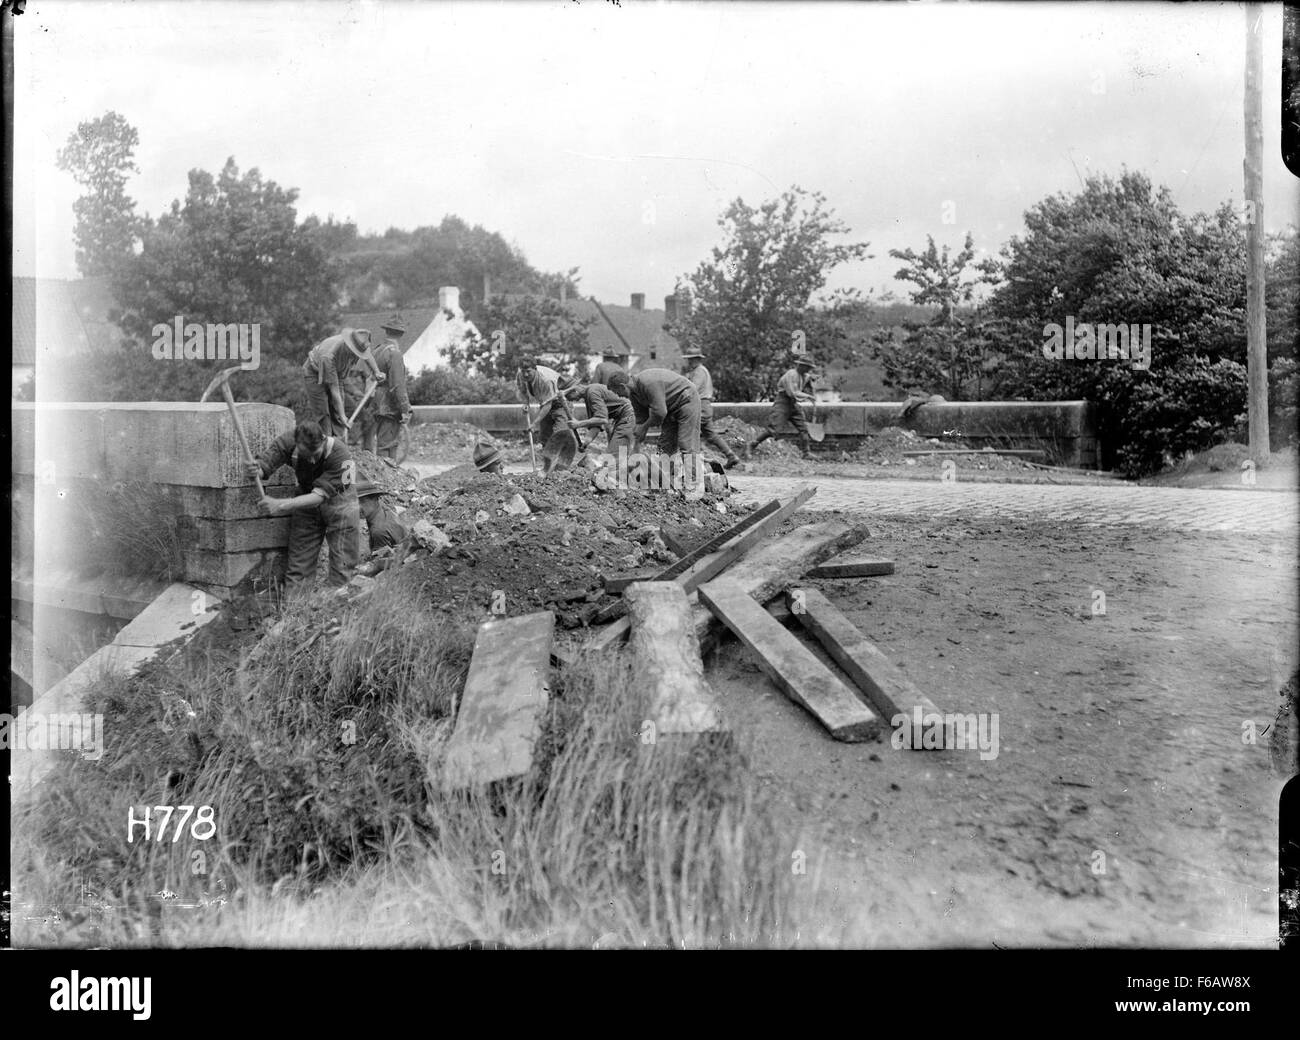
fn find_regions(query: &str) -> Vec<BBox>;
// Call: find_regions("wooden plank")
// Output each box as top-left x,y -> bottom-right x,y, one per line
805,554 -> 895,579
625,582 -> 725,736
602,567 -> 660,596
698,579 -> 880,742
790,587 -> 945,745
581,487 -> 824,655
673,485 -> 818,592
694,520 -> 868,655
586,497 -> 786,626
442,611 -> 554,789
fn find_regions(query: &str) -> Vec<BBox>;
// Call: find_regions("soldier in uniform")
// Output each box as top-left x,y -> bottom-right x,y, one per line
682,350 -> 741,469
370,316 -> 411,460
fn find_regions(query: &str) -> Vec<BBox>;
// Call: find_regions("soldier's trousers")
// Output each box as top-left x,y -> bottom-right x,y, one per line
285,491 -> 360,590
699,399 -> 739,461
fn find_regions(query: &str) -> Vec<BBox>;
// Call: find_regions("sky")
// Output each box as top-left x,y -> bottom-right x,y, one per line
13,0 -> 1300,306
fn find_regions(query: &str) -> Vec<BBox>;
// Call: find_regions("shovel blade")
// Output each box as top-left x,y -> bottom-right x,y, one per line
541,429 -> 579,473
807,423 -> 825,442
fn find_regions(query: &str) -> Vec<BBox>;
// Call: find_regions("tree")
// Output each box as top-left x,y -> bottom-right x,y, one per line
449,293 -> 594,380
666,188 -> 872,400
984,170 -> 1298,470
870,233 -> 1002,400
56,111 -> 143,276
57,157 -> 342,405
331,215 -> 582,312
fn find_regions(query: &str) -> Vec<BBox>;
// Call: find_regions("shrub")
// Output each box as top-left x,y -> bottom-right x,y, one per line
1107,357 -> 1248,476
407,367 -> 518,406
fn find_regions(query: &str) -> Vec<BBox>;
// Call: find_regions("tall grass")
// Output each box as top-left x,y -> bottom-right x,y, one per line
13,568 -> 802,947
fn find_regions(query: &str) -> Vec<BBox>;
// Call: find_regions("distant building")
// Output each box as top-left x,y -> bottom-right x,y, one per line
341,288 -> 686,378
11,277 -> 125,398
342,286 -> 482,376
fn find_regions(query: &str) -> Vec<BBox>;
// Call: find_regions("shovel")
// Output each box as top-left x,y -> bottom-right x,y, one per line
806,401 -> 825,443
541,425 -> 593,475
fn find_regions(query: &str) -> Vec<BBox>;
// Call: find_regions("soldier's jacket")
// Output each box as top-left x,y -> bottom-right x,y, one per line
372,339 -> 410,417
626,368 -> 698,425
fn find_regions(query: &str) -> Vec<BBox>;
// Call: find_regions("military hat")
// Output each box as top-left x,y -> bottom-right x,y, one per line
354,479 -> 386,499
473,439 -> 504,471
381,315 -> 407,335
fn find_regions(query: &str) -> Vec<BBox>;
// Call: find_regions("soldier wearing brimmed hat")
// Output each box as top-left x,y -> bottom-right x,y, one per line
368,315 -> 412,460
303,327 -> 383,437
748,352 -> 819,459
354,478 -> 409,551
592,345 -> 628,387
472,439 -> 505,475
681,349 -> 741,469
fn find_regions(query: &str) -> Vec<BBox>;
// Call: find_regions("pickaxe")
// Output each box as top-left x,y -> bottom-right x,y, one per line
201,365 -> 265,497
348,377 -> 380,428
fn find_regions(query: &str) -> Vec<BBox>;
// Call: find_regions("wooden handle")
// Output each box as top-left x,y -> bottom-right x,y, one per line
223,385 -> 266,497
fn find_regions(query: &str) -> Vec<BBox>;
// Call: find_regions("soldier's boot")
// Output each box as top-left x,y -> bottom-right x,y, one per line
799,434 -> 813,460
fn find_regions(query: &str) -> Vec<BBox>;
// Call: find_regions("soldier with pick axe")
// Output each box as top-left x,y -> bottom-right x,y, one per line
302,327 -> 384,437
244,417 -> 361,592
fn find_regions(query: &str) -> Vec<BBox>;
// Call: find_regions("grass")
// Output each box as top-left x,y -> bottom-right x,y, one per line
12,568 -> 803,948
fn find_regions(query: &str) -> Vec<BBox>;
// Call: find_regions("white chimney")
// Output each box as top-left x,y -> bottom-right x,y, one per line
438,286 -> 461,314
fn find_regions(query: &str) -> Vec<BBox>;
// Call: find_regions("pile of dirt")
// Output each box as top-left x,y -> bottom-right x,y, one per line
854,427 -> 1035,472
405,423 -> 536,466
392,467 -> 746,625
406,421 -> 495,453
350,449 -> 420,493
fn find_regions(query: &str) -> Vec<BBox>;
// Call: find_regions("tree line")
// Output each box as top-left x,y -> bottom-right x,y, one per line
43,111 -> 1299,474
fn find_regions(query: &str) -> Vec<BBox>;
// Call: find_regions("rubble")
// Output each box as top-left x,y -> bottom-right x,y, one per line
383,466 -> 745,623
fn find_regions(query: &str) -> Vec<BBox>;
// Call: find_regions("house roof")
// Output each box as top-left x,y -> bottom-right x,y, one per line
481,294 -> 683,372
11,277 -> 95,365
339,306 -> 449,348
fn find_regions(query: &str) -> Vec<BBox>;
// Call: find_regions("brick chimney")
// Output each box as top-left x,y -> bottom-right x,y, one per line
630,293 -> 645,311
664,294 -> 678,323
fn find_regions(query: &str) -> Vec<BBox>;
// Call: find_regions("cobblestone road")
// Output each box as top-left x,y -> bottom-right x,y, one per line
410,464 -> 1297,535
727,475 -> 1297,534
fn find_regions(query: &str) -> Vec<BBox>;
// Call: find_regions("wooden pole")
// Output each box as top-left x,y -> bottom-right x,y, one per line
1244,3 -> 1270,464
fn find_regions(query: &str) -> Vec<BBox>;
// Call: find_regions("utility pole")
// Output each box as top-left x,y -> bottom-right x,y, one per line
1244,3 -> 1270,464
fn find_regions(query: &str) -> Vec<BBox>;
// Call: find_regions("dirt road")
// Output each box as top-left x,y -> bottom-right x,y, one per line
707,515 -> 1297,947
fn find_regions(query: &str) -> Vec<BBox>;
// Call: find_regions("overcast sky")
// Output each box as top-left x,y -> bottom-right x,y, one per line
14,0 -> 1299,305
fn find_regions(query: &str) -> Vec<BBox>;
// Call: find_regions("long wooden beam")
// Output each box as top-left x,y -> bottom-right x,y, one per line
698,579 -> 880,742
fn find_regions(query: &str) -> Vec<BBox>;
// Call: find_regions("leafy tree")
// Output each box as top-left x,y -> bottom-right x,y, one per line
448,293 -> 594,380
92,157 -> 341,402
332,215 -> 581,312
980,170 -> 1300,471
56,111 -> 143,276
870,233 -> 1001,400
666,187 -> 872,400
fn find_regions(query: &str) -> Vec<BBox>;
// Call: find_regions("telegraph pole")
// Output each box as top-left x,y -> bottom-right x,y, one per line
1244,3 -> 1270,464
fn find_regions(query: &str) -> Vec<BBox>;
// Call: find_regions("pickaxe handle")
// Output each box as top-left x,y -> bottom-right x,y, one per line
523,389 -> 538,473
222,384 -> 266,497
348,379 -> 379,427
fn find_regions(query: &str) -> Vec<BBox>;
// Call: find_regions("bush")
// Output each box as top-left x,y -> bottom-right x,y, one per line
407,367 -> 518,406
1108,357 -> 1248,476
